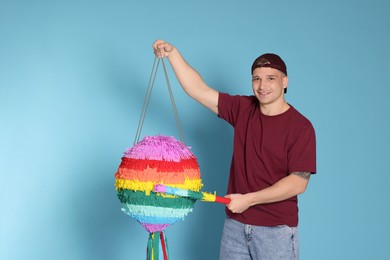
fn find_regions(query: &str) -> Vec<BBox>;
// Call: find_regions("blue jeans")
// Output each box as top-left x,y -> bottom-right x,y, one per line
219,217 -> 299,260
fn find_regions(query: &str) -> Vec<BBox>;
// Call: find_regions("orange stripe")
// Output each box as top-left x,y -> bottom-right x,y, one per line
115,167 -> 201,184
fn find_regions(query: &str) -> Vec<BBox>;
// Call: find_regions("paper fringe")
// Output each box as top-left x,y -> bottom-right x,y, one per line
115,167 -> 201,184
118,189 -> 196,232
125,135 -> 194,162
117,189 -> 196,208
118,157 -> 200,172
115,178 -> 203,195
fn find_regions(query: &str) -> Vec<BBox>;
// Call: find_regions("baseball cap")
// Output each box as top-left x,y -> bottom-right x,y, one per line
251,53 -> 287,76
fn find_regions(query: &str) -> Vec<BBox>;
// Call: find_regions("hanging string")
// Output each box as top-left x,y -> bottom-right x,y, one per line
134,57 -> 160,145
161,58 -> 186,144
134,56 -> 186,145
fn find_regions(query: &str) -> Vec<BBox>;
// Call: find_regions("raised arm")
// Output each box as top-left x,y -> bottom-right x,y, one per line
153,40 -> 219,114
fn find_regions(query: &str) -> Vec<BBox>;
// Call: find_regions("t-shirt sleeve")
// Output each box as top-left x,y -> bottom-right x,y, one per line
217,92 -> 240,126
288,124 -> 317,174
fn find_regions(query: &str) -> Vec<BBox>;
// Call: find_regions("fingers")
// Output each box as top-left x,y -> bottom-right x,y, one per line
152,40 -> 164,53
225,194 -> 249,214
152,39 -> 173,58
225,194 -> 235,212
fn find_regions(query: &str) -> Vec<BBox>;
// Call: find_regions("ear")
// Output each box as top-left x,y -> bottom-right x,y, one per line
283,76 -> 288,90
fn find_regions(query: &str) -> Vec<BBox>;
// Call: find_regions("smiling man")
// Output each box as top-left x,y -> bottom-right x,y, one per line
153,40 -> 316,260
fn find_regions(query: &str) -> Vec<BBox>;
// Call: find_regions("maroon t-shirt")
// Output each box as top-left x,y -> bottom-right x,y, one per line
218,93 -> 316,227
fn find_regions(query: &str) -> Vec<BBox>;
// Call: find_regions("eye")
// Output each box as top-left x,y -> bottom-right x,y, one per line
252,77 -> 260,81
268,77 -> 275,81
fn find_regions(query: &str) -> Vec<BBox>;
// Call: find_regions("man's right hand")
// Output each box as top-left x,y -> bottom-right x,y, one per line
152,40 -> 174,58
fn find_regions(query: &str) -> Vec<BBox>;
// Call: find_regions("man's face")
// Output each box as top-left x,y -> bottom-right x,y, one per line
251,67 -> 288,105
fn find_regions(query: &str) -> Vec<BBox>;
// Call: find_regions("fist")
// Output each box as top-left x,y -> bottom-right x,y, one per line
152,40 -> 174,58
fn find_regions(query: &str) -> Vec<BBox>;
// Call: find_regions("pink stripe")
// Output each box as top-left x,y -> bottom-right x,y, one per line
124,135 -> 195,162
142,223 -> 171,233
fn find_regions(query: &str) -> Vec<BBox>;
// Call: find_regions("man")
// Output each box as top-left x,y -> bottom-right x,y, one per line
153,40 -> 316,260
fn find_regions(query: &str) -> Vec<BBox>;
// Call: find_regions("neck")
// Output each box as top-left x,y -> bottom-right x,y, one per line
260,101 -> 290,116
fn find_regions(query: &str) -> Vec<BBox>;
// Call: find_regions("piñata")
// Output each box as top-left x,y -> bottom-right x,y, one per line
115,135 -> 202,259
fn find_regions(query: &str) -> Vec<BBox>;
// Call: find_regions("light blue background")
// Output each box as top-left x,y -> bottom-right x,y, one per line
1,0 -> 389,259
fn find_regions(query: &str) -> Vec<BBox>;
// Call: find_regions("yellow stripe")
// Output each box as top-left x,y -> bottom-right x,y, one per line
151,233 -> 154,260
201,191 -> 217,202
115,178 -> 203,195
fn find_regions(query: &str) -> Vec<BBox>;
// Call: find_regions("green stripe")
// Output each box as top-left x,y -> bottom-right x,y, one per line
186,190 -> 204,200
117,189 -> 196,209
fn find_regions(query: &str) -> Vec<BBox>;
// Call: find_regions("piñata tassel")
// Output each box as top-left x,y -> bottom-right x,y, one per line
147,232 -> 159,260
154,232 -> 160,260
147,231 -> 169,260
147,233 -> 152,260
160,231 -> 169,260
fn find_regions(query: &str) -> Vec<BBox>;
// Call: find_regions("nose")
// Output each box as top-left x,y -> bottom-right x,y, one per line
255,79 -> 263,90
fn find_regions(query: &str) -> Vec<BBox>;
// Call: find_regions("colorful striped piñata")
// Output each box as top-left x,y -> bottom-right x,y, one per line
114,135 -> 202,260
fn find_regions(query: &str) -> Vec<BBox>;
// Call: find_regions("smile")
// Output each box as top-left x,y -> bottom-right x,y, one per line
257,91 -> 271,96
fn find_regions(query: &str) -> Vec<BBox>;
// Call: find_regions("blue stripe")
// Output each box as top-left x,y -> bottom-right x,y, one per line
130,214 -> 183,224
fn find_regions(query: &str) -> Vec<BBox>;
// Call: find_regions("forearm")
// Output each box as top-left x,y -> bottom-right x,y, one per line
166,48 -> 219,114
167,48 -> 205,95
247,173 -> 309,205
226,172 -> 310,214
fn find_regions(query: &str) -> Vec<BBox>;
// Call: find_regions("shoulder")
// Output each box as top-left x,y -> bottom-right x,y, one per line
219,92 -> 257,108
289,106 -> 313,126
218,93 -> 258,124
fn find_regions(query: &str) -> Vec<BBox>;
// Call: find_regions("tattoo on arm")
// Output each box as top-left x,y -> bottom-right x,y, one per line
291,171 -> 311,180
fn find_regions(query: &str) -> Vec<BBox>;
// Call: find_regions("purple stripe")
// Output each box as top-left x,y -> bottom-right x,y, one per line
124,135 -> 194,161
142,223 -> 171,233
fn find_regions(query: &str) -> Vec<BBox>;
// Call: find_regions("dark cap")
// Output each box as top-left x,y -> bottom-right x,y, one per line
251,53 -> 287,76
